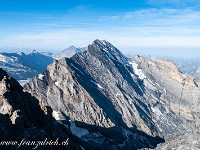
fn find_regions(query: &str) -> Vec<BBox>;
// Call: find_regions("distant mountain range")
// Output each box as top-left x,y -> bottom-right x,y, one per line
0,40 -> 199,149
0,46 -> 85,82
0,50 -> 53,81
2,45 -> 200,83
172,58 -> 200,79
53,46 -> 84,59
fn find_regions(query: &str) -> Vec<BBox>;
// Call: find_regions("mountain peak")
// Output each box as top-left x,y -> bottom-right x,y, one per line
24,40 -> 166,149
24,40 -> 200,149
30,49 -> 39,55
54,46 -> 83,59
92,39 -> 110,47
92,39 -> 119,53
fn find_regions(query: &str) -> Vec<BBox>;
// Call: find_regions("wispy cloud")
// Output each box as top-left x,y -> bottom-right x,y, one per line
100,8 -> 200,27
147,0 -> 200,8
1,5 -> 200,58
0,29 -> 106,51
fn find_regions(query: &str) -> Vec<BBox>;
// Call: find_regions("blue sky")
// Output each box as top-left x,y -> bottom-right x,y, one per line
0,0 -> 200,57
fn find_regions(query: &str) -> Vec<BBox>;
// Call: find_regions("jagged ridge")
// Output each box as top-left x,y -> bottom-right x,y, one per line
24,40 -> 200,149
0,68 -> 90,150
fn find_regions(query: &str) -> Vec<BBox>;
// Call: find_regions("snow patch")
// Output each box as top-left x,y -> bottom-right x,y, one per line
128,100 -> 132,105
17,52 -> 23,55
116,92 -> 121,96
0,54 -> 14,63
129,61 -> 146,80
55,81 -> 59,86
101,40 -> 106,45
102,48 -> 116,61
182,73 -> 187,78
192,140 -> 199,144
91,80 -> 103,89
78,54 -> 84,60
151,107 -> 162,116
52,110 -> 61,120
18,79 -> 30,86
70,122 -> 89,138
163,88 -> 167,94
38,74 -> 44,80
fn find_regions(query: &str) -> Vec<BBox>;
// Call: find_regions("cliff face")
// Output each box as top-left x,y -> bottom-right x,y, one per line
155,133 -> 200,150
0,68 -> 88,150
132,56 -> 200,149
132,56 -> 200,133
24,40 -> 199,149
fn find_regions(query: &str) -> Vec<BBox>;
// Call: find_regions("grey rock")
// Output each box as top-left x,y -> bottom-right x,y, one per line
0,68 -> 90,150
155,133 -> 200,150
24,40 -> 200,149
132,55 -> 200,149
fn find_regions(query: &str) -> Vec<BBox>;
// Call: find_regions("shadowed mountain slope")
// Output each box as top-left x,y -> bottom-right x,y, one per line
24,40 -> 199,149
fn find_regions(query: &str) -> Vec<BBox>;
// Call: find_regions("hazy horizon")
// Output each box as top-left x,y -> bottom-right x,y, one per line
1,43 -> 200,59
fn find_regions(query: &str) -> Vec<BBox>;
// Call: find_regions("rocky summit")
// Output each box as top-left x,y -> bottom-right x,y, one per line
22,39 -> 199,149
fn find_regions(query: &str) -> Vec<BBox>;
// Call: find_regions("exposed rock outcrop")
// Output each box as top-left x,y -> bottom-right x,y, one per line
132,56 -> 200,133
132,55 -> 200,149
0,68 -> 88,150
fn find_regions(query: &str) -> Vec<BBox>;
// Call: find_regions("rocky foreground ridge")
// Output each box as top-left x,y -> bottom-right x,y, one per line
0,68 -> 92,149
23,40 -> 200,149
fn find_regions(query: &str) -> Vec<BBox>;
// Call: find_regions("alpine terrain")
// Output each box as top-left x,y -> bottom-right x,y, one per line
23,40 -> 200,149
0,68 -> 91,150
0,50 -> 53,81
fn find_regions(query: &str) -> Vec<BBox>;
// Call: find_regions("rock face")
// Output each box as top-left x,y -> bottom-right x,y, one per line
0,68 -> 88,150
132,56 -> 200,133
132,56 -> 200,149
155,133 -> 200,150
24,40 -> 200,149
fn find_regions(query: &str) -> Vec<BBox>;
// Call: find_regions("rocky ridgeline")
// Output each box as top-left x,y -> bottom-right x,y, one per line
24,40 -> 163,149
0,68 -> 91,150
23,40 -> 200,149
132,56 -> 200,149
